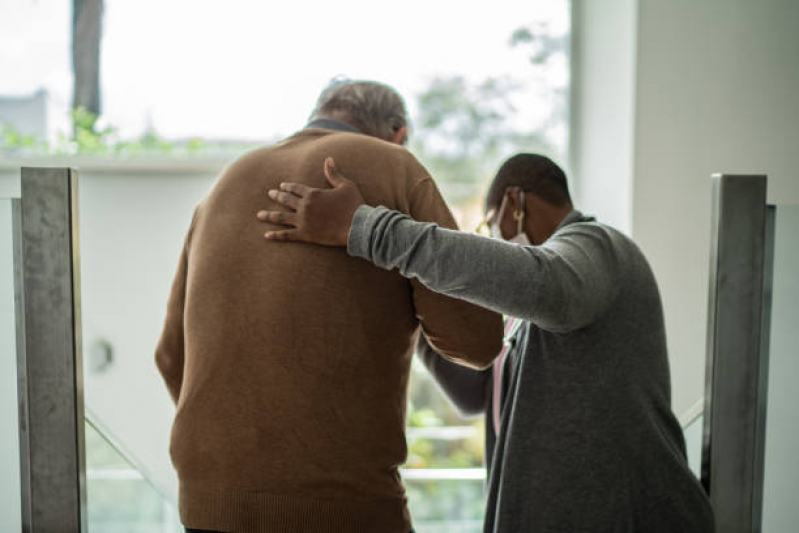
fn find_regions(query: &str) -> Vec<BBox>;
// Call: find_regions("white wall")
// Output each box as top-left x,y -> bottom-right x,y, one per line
569,0 -> 637,234
632,0 -> 799,418
571,0 -> 799,419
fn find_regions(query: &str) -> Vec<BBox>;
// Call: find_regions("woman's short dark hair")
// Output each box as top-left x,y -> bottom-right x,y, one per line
485,153 -> 572,212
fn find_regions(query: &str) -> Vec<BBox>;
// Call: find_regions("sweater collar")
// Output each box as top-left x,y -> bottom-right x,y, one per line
556,209 -> 595,231
304,118 -> 363,135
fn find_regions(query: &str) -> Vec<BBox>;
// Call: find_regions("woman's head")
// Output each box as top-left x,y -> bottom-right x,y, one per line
484,154 -> 573,245
485,153 -> 571,214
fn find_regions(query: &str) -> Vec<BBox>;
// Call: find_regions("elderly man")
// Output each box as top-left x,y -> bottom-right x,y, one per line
155,79 -> 503,533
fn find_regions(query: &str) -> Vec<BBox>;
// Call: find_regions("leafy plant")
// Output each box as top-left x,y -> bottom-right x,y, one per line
0,107 -> 260,158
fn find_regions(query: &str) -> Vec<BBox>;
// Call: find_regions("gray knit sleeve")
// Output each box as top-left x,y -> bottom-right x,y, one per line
348,205 -> 620,333
416,334 -> 490,418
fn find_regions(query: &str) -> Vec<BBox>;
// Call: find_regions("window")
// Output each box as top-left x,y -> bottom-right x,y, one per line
1,1 -> 570,530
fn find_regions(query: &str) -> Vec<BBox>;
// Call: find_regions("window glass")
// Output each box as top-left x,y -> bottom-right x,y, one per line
1,2 -> 570,529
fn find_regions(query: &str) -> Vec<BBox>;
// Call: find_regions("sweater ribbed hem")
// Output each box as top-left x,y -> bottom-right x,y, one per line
179,486 -> 412,533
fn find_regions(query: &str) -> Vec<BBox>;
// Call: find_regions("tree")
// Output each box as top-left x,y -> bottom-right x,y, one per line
410,21 -> 568,208
509,20 -> 570,142
411,76 -> 552,206
72,0 -> 104,118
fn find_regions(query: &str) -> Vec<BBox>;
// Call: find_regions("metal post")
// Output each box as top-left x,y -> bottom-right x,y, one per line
702,174 -> 772,533
15,167 -> 86,532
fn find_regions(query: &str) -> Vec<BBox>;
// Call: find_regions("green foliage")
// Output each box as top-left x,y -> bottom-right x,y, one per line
0,123 -> 47,153
0,107 -> 260,158
411,76 -> 553,206
70,106 -> 117,154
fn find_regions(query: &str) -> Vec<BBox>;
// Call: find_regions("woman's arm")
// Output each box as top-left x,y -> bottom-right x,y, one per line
259,157 -> 620,333
348,205 -> 619,333
416,334 -> 490,418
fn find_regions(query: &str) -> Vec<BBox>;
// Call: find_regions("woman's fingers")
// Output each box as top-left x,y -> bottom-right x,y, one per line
264,229 -> 303,242
255,158 -> 365,247
267,189 -> 301,209
279,182 -> 312,197
257,209 -> 298,227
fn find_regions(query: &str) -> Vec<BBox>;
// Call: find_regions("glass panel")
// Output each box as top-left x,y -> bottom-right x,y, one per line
406,358 -> 488,528
0,199 -> 21,532
762,205 -> 799,532
85,418 -> 182,532
407,358 -> 487,469
405,477 -> 486,533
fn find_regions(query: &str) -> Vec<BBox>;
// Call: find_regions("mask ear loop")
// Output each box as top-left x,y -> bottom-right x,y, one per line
513,190 -> 525,236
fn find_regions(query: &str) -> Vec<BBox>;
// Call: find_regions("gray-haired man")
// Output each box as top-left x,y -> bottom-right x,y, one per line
157,79 -> 503,533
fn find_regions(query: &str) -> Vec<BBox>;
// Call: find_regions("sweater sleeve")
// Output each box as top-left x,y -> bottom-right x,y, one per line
402,175 -> 504,369
416,333 -> 491,418
155,209 -> 199,404
348,206 -> 620,333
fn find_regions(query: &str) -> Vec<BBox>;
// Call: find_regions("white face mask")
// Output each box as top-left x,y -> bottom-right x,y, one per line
508,229 -> 531,246
490,190 -> 531,246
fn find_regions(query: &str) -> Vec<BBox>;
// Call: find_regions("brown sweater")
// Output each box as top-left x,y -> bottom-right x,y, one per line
155,126 -> 503,533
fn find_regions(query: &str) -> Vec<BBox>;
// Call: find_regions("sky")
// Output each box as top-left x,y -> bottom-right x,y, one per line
0,0 -> 568,143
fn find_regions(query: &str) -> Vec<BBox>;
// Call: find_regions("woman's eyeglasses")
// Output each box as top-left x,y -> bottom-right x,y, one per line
474,208 -> 498,237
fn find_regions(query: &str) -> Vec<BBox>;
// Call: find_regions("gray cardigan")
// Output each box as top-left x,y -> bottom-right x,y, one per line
348,206 -> 714,533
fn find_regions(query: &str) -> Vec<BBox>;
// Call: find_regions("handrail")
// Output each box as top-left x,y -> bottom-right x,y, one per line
679,398 -> 705,429
406,426 -> 478,440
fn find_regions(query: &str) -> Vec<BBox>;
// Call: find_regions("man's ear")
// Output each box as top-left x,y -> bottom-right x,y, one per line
389,126 -> 408,145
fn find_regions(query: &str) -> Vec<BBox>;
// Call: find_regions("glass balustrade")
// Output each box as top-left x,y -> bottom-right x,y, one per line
762,205 -> 799,532
0,198 -> 21,532
85,415 -> 182,532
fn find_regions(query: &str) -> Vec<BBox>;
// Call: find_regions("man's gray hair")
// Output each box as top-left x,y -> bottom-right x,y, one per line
310,79 -> 408,141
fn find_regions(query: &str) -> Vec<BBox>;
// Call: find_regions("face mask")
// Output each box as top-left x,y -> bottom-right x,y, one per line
490,221 -> 504,240
509,229 -> 531,246
490,190 -> 531,245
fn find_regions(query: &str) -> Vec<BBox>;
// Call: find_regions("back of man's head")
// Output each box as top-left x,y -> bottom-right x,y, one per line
310,79 -> 408,143
485,153 -> 572,212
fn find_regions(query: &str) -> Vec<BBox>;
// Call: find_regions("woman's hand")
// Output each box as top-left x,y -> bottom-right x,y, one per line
257,157 -> 366,247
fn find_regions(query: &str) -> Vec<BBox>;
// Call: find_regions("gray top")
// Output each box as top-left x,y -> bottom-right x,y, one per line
348,206 -> 715,533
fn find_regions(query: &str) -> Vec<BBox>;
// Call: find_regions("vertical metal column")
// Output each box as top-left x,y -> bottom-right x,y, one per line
15,168 -> 86,533
702,174 -> 772,533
